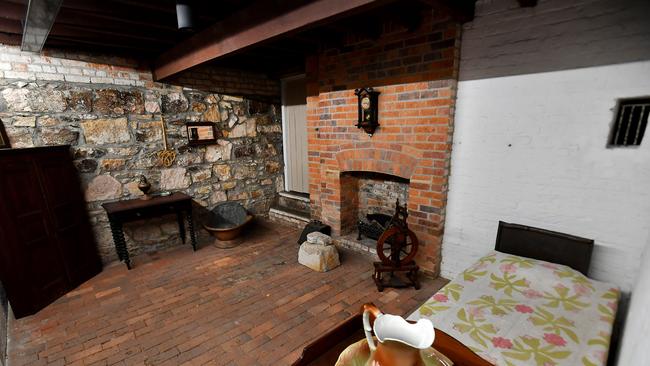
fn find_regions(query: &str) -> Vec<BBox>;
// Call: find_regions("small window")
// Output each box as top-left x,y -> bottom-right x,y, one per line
609,97 -> 649,147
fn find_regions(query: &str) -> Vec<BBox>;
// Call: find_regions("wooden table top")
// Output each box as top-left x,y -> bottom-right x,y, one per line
101,192 -> 191,214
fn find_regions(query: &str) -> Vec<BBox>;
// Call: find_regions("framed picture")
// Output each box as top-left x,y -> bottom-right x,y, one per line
0,119 -> 10,149
186,122 -> 217,146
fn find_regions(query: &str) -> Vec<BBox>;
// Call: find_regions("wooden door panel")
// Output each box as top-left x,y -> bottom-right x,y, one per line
0,154 -> 70,317
1,161 -> 44,214
36,150 -> 102,286
283,76 -> 309,193
50,202 -> 81,230
27,238 -> 69,295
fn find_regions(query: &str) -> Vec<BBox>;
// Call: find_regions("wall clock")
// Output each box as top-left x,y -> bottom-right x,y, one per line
354,87 -> 381,136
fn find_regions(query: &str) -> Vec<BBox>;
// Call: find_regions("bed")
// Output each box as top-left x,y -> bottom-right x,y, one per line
293,221 -> 620,366
408,222 -> 619,366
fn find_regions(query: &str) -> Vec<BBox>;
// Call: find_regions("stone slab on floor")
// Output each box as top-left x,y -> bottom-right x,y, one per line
7,219 -> 447,366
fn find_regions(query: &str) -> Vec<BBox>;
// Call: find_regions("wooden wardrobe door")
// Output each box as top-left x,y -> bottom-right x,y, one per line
0,155 -> 70,317
35,150 -> 102,287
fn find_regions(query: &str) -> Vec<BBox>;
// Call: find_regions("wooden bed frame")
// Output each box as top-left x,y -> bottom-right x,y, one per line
293,221 -> 596,366
495,221 -> 594,276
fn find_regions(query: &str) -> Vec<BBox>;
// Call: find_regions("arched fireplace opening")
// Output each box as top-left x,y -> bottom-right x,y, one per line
339,171 -> 410,250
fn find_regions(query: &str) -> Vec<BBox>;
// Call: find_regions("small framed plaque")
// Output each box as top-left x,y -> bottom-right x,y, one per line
186,122 -> 217,146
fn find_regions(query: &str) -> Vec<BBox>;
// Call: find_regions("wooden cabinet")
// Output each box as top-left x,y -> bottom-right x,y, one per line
0,146 -> 102,318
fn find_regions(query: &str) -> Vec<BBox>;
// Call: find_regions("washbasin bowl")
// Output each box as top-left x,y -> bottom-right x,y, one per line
203,202 -> 253,245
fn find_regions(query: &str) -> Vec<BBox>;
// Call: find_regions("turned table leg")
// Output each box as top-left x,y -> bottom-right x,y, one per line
109,219 -> 131,270
186,208 -> 198,251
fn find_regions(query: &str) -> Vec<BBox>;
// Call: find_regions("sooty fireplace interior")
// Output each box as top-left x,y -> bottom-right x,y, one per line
340,171 -> 409,238
357,213 -> 392,241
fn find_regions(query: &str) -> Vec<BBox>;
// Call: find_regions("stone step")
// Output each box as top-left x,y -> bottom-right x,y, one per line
277,191 -> 310,213
269,204 -> 310,228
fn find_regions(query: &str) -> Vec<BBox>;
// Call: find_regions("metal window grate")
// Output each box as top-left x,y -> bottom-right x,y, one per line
609,98 -> 649,147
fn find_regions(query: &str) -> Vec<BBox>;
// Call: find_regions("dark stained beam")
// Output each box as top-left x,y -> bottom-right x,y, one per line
0,1 -> 26,21
21,0 -> 63,52
108,0 -> 232,23
49,23 -> 176,45
52,12 -> 179,40
59,0 -> 178,31
153,0 -> 393,80
0,18 -> 22,34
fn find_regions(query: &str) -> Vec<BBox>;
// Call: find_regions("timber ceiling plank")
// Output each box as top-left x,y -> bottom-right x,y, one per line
153,0 -> 393,80
0,1 -> 26,21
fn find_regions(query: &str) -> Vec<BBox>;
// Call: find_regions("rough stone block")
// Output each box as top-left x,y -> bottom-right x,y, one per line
161,92 -> 188,113
12,116 -> 36,127
205,140 -> 232,162
298,242 -> 340,272
203,104 -> 220,122
80,118 -> 130,144
41,128 -> 79,145
94,89 -> 144,115
306,232 -> 333,246
85,175 -> 122,202
160,167 -> 190,190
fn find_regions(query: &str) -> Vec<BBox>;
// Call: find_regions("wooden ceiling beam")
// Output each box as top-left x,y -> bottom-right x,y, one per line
153,0 -> 394,80
0,1 -> 26,21
108,0 -> 227,22
49,23 -> 177,45
0,18 -> 23,34
59,0 -> 179,31
52,13 -> 179,39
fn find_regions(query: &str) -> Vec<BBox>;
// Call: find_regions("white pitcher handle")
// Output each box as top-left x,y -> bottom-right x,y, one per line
363,309 -> 377,351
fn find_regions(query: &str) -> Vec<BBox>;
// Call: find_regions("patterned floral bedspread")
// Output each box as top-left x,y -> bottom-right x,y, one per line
408,251 -> 619,366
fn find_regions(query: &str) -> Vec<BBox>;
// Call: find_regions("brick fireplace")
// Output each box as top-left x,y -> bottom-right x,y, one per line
305,11 -> 460,276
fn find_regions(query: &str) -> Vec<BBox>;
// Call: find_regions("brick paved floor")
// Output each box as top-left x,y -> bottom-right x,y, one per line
8,219 -> 446,366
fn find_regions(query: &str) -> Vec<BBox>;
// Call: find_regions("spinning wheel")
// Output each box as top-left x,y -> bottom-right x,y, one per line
376,226 -> 418,265
372,200 -> 420,292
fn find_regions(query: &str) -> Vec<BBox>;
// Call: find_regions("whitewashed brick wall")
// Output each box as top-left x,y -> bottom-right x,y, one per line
442,0 -> 650,292
0,45 -> 151,86
618,233 -> 650,365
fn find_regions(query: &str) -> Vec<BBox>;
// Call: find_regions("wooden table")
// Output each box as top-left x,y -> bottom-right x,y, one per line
293,310 -> 492,366
102,193 -> 197,269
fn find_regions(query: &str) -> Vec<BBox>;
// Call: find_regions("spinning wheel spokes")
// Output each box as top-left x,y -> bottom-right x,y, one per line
376,226 -> 418,265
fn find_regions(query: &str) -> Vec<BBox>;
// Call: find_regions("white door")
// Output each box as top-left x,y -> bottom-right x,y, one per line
282,76 -> 309,193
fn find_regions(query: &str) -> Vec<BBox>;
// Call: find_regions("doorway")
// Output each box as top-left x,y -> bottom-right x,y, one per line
281,75 -> 309,194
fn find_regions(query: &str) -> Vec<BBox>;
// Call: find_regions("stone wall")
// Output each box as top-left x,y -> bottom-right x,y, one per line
0,44 -> 283,262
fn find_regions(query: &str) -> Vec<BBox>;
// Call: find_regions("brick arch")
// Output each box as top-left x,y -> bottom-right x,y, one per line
335,149 -> 417,179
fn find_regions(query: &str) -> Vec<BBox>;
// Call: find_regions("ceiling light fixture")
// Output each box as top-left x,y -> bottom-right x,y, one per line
176,0 -> 195,32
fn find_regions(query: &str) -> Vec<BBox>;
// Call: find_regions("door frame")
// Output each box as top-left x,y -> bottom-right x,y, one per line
280,73 -> 306,192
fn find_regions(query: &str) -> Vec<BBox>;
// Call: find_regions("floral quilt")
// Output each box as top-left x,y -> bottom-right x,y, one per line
408,251 -> 619,366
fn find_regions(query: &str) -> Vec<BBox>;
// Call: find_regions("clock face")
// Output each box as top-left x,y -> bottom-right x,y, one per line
361,96 -> 371,110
